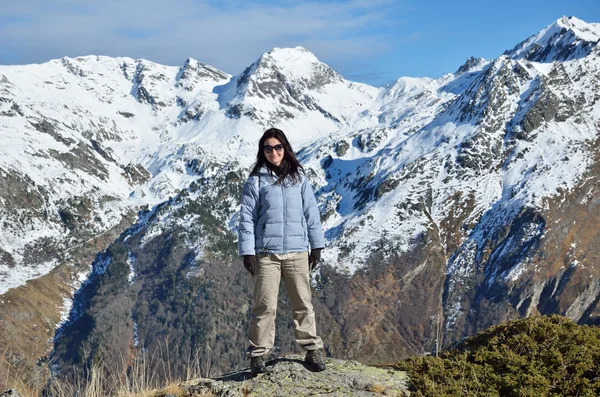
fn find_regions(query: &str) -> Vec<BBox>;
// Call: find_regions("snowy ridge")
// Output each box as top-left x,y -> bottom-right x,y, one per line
505,16 -> 600,62
1,17 -> 600,295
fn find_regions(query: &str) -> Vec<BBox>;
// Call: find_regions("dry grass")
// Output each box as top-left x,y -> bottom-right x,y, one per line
114,382 -> 213,397
367,382 -> 387,394
157,383 -> 185,396
0,265 -> 75,395
2,345 -> 214,397
114,382 -> 185,397
2,347 -> 47,397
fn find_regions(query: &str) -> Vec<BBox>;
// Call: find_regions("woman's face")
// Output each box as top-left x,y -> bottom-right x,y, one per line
263,137 -> 284,167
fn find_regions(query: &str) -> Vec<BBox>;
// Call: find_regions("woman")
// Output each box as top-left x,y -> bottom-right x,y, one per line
238,127 -> 326,375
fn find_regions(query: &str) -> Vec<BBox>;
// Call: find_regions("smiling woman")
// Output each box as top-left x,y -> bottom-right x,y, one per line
238,127 -> 327,375
263,139 -> 284,166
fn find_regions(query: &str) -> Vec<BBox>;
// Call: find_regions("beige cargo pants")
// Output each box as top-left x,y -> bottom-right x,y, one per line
247,252 -> 324,358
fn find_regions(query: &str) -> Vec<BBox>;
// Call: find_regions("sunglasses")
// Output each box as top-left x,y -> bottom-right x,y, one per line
264,144 -> 284,153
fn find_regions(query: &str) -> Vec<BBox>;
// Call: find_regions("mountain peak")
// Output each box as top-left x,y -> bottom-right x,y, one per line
555,15 -> 599,36
176,58 -> 229,87
267,45 -> 314,56
255,46 -> 341,84
264,46 -> 317,63
455,56 -> 488,75
504,16 -> 600,63
230,45 -> 343,105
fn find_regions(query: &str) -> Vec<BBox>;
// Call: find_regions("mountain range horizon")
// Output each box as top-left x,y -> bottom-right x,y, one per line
2,16 -> 592,80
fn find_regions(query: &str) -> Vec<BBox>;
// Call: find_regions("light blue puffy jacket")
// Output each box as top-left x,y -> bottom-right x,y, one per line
238,168 -> 325,256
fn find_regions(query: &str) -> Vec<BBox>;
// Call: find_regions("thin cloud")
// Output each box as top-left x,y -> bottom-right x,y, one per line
402,33 -> 423,42
0,0 -> 405,78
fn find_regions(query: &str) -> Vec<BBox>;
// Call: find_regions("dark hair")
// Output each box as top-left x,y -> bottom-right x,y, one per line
250,127 -> 303,185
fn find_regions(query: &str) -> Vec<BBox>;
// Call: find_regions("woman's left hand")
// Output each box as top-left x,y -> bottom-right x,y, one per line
309,248 -> 322,271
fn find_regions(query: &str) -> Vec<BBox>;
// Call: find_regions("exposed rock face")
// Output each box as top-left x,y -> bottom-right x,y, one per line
445,143 -> 600,343
455,56 -> 487,75
442,55 -> 600,345
184,355 -> 408,397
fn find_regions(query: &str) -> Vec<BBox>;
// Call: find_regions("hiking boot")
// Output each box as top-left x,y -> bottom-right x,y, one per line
305,349 -> 326,371
250,356 -> 267,375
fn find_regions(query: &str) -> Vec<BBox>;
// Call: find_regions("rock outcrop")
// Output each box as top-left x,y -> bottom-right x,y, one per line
183,355 -> 408,397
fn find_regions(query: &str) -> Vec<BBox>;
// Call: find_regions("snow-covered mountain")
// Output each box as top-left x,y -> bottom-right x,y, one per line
2,15 -> 600,385
0,43 -> 423,292
505,15 -> 600,62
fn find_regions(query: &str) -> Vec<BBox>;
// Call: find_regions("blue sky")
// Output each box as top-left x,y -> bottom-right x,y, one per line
1,0 -> 599,86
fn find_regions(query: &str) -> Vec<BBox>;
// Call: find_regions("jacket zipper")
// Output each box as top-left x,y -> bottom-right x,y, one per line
281,183 -> 286,253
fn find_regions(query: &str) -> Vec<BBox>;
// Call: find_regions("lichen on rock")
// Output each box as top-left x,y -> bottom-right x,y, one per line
182,355 -> 409,397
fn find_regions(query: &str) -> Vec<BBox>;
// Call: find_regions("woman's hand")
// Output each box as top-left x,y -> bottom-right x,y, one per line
243,255 -> 257,275
309,249 -> 322,271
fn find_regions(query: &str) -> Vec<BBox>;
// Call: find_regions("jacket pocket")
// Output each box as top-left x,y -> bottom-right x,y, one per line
301,217 -> 307,242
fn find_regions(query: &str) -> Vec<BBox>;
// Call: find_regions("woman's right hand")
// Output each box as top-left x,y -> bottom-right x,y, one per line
243,255 -> 257,275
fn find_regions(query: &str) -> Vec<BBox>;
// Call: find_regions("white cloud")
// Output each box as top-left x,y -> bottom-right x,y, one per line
0,0 -> 401,79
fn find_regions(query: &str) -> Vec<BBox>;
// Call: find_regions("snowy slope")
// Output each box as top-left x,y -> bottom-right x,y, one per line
0,55 -> 232,293
505,16 -> 600,62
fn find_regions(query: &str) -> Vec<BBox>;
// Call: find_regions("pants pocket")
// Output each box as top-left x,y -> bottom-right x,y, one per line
293,252 -> 309,273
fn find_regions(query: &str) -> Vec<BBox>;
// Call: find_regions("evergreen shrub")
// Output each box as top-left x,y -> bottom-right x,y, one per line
391,315 -> 600,396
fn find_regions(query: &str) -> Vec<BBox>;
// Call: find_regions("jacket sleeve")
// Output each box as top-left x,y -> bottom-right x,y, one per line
301,176 -> 326,250
238,176 -> 259,256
